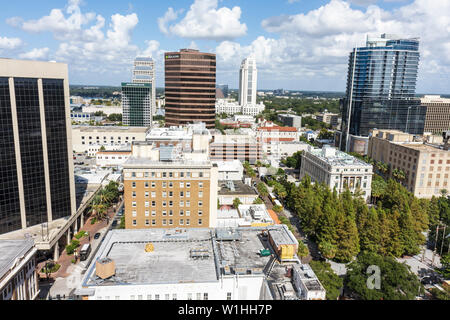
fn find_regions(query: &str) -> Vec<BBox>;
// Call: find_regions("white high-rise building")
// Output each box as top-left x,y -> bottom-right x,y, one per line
239,57 -> 257,106
132,57 -> 156,115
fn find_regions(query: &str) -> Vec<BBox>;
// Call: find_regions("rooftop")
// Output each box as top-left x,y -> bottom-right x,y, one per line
0,239 -> 35,281
72,126 -> 149,133
218,180 -> 257,196
305,146 -> 373,168
258,126 -> 298,132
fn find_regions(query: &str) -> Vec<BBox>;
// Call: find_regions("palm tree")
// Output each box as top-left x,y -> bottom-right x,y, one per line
392,168 -> 406,183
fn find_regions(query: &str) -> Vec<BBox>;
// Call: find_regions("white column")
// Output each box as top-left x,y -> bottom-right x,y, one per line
54,244 -> 59,261
67,228 -> 71,245
37,78 -> 53,223
8,77 -> 27,229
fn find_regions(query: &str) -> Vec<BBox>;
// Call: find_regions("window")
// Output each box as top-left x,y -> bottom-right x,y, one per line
145,192 -> 149,197
152,219 -> 156,226
198,201 -> 203,207
180,172 -> 184,178
169,201 -> 173,207
132,191 -> 136,198
145,201 -> 149,207
132,210 -> 137,217
196,293 -> 201,300
162,172 -> 167,178
162,182 -> 167,188
132,201 -> 136,207
151,182 -> 156,188
155,294 -> 160,300
198,219 -> 202,225
169,182 -> 173,188
132,220 -> 137,226
172,294 -> 177,300
180,201 -> 184,207
180,219 -> 184,225
145,210 -> 149,217
199,172 -> 204,178
151,191 -> 156,197
132,172 -> 136,177
169,210 -> 173,216
186,219 -> 190,225
162,201 -> 167,207
165,294 -> 170,300
132,182 -> 136,188
152,201 -> 156,207
162,191 -> 167,198
199,191 -> 203,198
186,182 -> 191,188
138,295 -> 143,300
186,201 -> 190,207
180,191 -> 184,197
145,220 -> 149,226
147,295 -> 152,300
227,292 -> 232,300
186,192 -> 191,198
187,293 -> 192,300
180,210 -> 184,216
180,182 -> 184,188
186,172 -> 191,178
162,219 -> 167,226
152,172 -> 156,177
144,182 -> 149,188
169,219 -> 173,225
199,182 -> 203,188
144,172 -> 149,178
169,172 -> 173,178
203,293 -> 208,300
186,210 -> 190,216
169,191 -> 173,197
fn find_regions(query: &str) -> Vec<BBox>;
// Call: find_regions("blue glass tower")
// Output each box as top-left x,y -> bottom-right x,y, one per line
341,34 -> 425,150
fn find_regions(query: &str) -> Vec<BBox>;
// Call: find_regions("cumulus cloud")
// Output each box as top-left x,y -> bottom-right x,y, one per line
19,47 -> 50,60
0,36 -> 23,50
216,0 -> 450,92
158,0 -> 247,41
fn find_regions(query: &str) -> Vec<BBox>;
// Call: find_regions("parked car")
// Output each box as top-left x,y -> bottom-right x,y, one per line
94,232 -> 101,240
112,220 -> 118,227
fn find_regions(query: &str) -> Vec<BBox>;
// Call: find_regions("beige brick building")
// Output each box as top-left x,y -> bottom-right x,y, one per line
368,129 -> 450,198
421,95 -> 450,134
123,133 -> 218,229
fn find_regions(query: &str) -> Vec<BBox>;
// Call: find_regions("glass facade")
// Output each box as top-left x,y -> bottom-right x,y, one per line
14,78 -> 48,227
122,83 -> 152,127
0,78 -> 21,234
341,36 -> 424,146
43,79 -> 72,220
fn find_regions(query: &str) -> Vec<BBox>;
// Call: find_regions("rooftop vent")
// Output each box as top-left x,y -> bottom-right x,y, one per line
95,258 -> 115,280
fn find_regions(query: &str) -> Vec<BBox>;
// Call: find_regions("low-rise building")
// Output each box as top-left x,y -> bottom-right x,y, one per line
300,145 -> 373,202
218,180 -> 258,206
96,150 -> 132,167
82,105 -> 122,116
216,98 -> 265,116
210,134 -> 263,164
214,160 -> 244,181
71,126 -> 150,155
368,129 -> 450,198
0,239 -> 39,300
316,112 -> 339,128
76,225 -> 325,300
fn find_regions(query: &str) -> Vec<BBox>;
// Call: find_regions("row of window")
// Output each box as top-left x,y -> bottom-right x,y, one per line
131,200 -> 204,207
131,209 -> 202,217
131,171 -> 205,178
82,136 -> 136,140
132,191 -> 203,198
97,292 -> 233,300
131,218 -> 202,226
132,181 -> 203,188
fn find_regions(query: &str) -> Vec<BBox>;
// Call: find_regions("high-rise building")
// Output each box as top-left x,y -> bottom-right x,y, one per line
239,57 -> 257,106
132,57 -> 156,115
420,95 -> 450,134
340,34 -> 425,151
0,59 -> 76,234
216,84 -> 229,98
164,49 -> 216,129
122,82 -> 152,127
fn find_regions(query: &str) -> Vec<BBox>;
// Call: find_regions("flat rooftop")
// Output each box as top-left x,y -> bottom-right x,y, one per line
82,225 -> 301,288
219,180 -> 257,196
0,239 -> 34,280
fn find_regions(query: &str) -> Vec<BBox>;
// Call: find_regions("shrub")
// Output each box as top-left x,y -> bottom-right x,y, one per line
90,217 -> 97,225
74,231 -> 86,239
41,263 -> 61,274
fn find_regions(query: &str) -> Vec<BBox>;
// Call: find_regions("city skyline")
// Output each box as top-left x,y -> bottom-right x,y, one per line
0,0 -> 449,94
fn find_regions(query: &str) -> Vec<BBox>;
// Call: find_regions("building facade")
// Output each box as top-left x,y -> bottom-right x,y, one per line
122,82 -> 152,127
420,95 -> 450,134
0,239 -> 39,300
132,57 -> 156,115
0,59 -> 76,234
300,146 -> 373,202
368,129 -> 450,198
71,126 -> 149,156
277,114 -> 302,128
239,57 -> 257,106
164,49 -> 216,129
340,34 -> 424,151
316,112 -> 339,128
210,134 -> 263,164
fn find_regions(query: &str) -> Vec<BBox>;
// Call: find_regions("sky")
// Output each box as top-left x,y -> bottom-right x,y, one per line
1,0 -> 449,94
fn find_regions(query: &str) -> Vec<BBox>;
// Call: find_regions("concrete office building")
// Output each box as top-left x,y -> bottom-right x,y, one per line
340,34 -> 425,151
0,58 -> 76,235
71,126 -> 150,156
300,145 -> 373,202
122,82 -> 152,127
277,114 -> 302,128
239,57 -> 257,106
218,180 -> 259,206
210,134 -> 263,164
368,129 -> 450,198
76,225 -> 325,300
421,95 -> 450,134
165,49 -> 216,128
0,239 -> 39,300
132,57 -> 156,115
316,112 -> 339,128
216,98 -> 265,116
123,130 -> 218,229
82,105 -> 122,116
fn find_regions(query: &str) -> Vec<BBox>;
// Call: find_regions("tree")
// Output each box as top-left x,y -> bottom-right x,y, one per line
310,260 -> 343,300
257,182 -> 269,197
93,111 -> 106,117
233,197 -> 242,209
439,253 -> 450,279
253,197 -> 264,205
392,168 -> 406,183
297,242 -> 310,258
318,241 -> 337,260
99,145 -> 106,151
273,182 -> 287,200
107,113 -> 122,122
345,252 -> 424,300
272,205 -> 283,213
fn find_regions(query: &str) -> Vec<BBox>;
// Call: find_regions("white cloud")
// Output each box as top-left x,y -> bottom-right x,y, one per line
158,0 -> 247,41
216,0 -> 450,92
0,36 -> 23,50
19,47 -> 50,60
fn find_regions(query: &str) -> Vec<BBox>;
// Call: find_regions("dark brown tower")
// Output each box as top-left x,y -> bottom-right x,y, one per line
164,49 -> 216,128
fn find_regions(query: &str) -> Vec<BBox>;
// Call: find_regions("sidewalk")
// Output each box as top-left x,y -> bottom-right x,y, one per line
38,200 -> 122,280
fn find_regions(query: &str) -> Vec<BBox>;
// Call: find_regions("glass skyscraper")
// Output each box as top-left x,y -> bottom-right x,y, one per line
340,34 -> 425,151
122,82 -> 152,127
0,59 -> 76,234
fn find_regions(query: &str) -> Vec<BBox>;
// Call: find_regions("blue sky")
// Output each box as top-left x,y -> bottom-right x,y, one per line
1,0 -> 449,94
